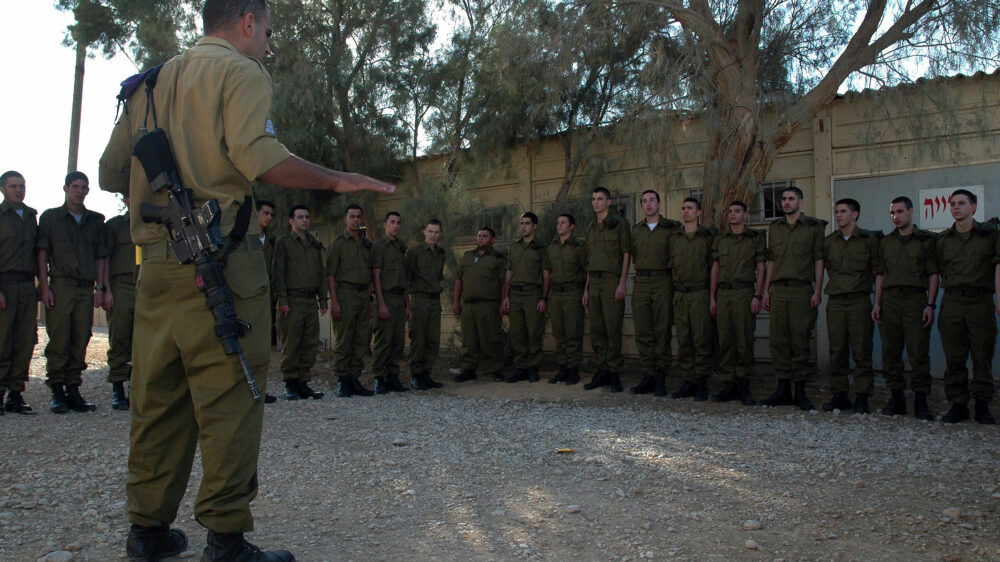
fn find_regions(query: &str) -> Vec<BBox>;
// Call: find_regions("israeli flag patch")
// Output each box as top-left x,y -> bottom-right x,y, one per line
265,118 -> 276,135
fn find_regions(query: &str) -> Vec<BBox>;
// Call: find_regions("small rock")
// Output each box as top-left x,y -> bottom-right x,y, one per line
745,540 -> 760,550
863,507 -> 875,514
178,550 -> 199,559
643,551 -> 655,559
391,440 -> 408,447
743,520 -> 762,530
942,507 -> 960,519
827,533 -> 839,540
566,505 -> 580,514
491,509 -> 506,516
958,523 -> 975,530
37,552 -> 74,562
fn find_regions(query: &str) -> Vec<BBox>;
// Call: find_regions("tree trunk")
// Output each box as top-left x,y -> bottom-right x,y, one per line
67,41 -> 86,173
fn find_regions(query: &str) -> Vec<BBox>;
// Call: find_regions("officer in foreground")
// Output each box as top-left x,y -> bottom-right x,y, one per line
99,1 -> 394,559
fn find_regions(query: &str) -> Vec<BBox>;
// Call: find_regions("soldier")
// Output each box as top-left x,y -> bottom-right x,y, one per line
629,190 -> 679,396
452,226 -> 506,382
0,170 -> 37,415
761,186 -> 826,411
273,205 -> 328,400
102,195 -> 137,411
256,199 -> 279,347
372,211 -> 411,394
545,214 -> 587,385
871,196 -> 938,420
502,212 -> 548,383
668,197 -> 715,401
934,189 -> 1000,424
37,171 -> 107,414
406,218 -> 446,390
709,200 -> 766,405
820,199 -> 880,414
583,187 -> 631,393
327,204 -> 375,398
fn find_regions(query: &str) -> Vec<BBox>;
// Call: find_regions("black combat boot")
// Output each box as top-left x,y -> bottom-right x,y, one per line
739,379 -> 756,406
583,370 -> 609,390
760,379 -> 794,407
374,377 -> 389,395
564,367 -> 581,385
550,366 -> 568,384
693,378 -> 709,402
913,392 -> 935,421
4,390 -> 34,414
201,531 -> 294,562
126,524 -> 188,562
793,381 -> 815,411
974,399 -> 996,425
630,373 -> 655,394
111,381 -> 130,411
880,389 -> 907,416
609,373 -> 623,393
284,381 -> 303,401
0,389 -> 4,416
671,380 -> 697,399
528,367 -> 539,382
941,402 -> 969,423
336,376 -> 352,398
264,394 -> 277,404
492,371 -> 505,382
65,384 -> 97,412
350,377 -> 374,397
453,369 -> 476,383
712,382 -> 740,403
505,368 -> 528,383
653,369 -> 667,397
386,374 -> 410,392
410,372 -> 430,391
822,391 -> 853,412
298,381 -> 324,399
50,384 -> 69,414
854,393 -> 870,415
424,372 -> 444,388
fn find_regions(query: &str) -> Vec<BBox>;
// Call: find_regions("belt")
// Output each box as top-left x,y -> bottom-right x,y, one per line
635,269 -> 671,277
141,235 -> 257,261
947,286 -> 993,297
49,277 -> 94,288
464,298 -> 500,304
337,282 -> 369,291
884,286 -> 926,294
412,292 -> 441,299
589,271 -> 617,278
674,284 -> 709,293
717,282 -> 755,290
287,289 -> 318,299
550,284 -> 583,293
828,291 -> 870,300
384,288 -> 406,296
511,284 -> 541,292
0,272 -> 34,283
773,279 -> 811,287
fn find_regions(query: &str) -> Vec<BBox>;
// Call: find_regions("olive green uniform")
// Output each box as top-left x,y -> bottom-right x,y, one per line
585,216 -> 631,373
767,215 -> 827,382
669,226 -> 715,382
544,236 -> 587,369
103,213 -> 137,384
934,221 -> 1000,404
260,230 -> 279,345
326,231 -> 373,378
631,216 -> 680,375
876,228 -> 939,394
713,229 -> 766,382
507,237 -> 547,370
0,201 -> 38,393
37,204 -> 107,388
822,228 -> 880,394
372,236 -> 408,379
100,36 -> 291,532
458,247 -> 505,374
406,243 -> 445,376
273,232 -> 327,382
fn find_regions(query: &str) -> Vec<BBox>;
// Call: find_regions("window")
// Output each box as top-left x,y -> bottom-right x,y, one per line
454,206 -> 515,242
749,180 -> 792,224
610,194 -> 635,225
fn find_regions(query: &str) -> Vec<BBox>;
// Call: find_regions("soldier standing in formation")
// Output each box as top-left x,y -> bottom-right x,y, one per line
273,205 -> 327,400
453,227 -> 506,382
406,219 -> 446,390
502,212 -> 548,383
102,195 -> 136,411
583,187 -> 631,393
371,211 -> 411,394
629,190 -> 679,397
256,200 -> 279,345
327,204 -> 375,398
0,170 -> 37,415
709,200 -> 765,405
872,196 -> 938,420
545,214 -> 587,385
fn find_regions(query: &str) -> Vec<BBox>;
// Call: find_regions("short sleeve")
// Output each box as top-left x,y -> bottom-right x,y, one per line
924,237 -> 940,275
98,117 -> 133,195
325,242 -> 339,277
221,65 -> 292,181
812,223 -> 825,261
754,234 -> 767,264
36,212 -> 51,251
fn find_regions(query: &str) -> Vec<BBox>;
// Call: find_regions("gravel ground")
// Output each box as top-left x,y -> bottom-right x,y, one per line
2,329 -> 999,561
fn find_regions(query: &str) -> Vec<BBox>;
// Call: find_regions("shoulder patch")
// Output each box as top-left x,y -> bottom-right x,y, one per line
265,118 -> 276,136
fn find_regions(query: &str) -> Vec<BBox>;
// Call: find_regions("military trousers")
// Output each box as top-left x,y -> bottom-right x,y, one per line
0,280 -> 38,392
107,276 -> 135,383
716,287 -> 755,382
673,288 -> 714,381
509,286 -> 545,369
549,287 -> 584,368
332,287 -> 371,378
938,291 -> 996,403
826,293 -> 874,394
632,276 -> 673,374
278,295 -> 320,381
127,241 -> 269,533
459,300 -> 504,374
373,293 -> 406,377
408,293 -> 442,376
880,289 -> 932,393
44,282 -> 95,386
587,274 -> 625,373
768,283 -> 816,382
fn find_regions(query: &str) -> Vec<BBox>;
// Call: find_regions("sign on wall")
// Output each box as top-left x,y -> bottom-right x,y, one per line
919,185 -> 985,229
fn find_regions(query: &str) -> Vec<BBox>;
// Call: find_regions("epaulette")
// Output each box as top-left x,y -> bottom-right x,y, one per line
310,237 -> 323,250
913,228 -> 934,240
606,216 -> 619,229
530,239 -> 546,250
699,226 -> 717,237
979,218 -> 999,232
491,247 -> 506,259
744,228 -> 762,237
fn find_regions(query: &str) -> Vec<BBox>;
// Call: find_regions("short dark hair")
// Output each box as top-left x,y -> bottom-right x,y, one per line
782,186 -> 804,200
203,0 -> 268,33
256,199 -> 275,212
557,213 -> 576,226
592,187 -> 611,199
891,196 -> 913,210
383,211 -> 401,222
425,218 -> 442,229
836,198 -> 861,215
682,197 -> 701,210
729,200 -> 747,211
345,204 -> 363,216
65,171 -> 89,186
640,189 -> 660,202
0,171 -> 23,187
951,189 -> 977,205
289,204 -> 309,218
521,211 -> 538,224
478,226 -> 496,238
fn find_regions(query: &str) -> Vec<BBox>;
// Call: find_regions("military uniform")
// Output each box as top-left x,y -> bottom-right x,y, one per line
544,235 -> 587,382
630,216 -> 679,392
273,232 -> 327,384
371,236 -> 408,390
326,231 -> 373,381
506,237 -> 547,379
712,228 -> 766,384
100,36 -> 290,533
406,242 -> 445,381
37,204 -> 106,388
0,201 -> 38,397
457,247 -> 505,377
584,216 -> 631,381
103,212 -> 137,385
669,226 -> 715,396
260,230 -> 279,346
